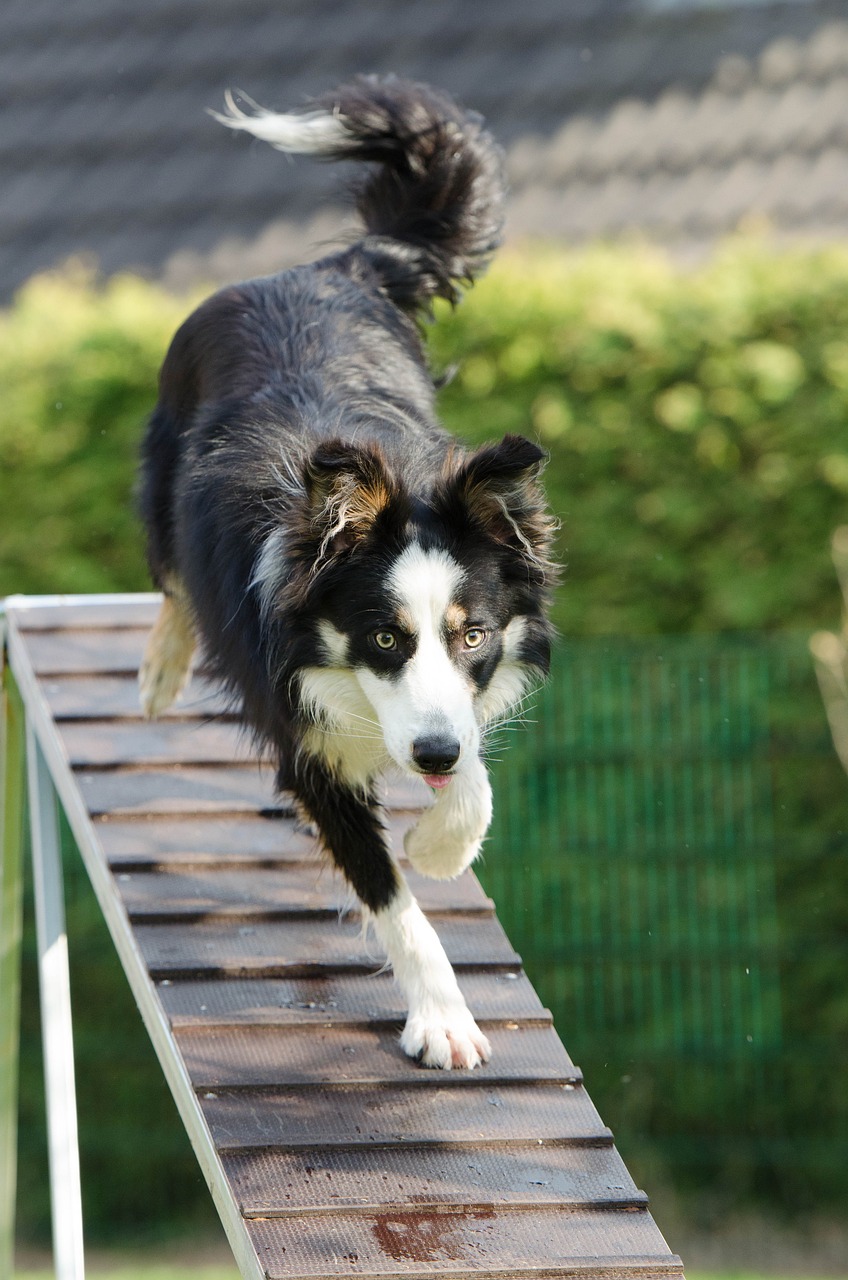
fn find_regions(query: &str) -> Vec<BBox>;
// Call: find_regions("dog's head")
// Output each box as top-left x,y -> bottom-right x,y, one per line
258,434 -> 557,784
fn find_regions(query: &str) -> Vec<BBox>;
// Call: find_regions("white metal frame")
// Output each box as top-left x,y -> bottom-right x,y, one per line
27,724 -> 85,1280
1,595 -> 264,1280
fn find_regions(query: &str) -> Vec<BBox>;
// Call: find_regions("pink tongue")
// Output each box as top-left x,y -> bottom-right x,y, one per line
423,774 -> 452,790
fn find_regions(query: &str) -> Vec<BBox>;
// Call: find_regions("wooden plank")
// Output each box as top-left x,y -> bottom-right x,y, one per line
176,1024 -> 579,1089
10,598 -> 162,631
223,1144 -> 647,1216
156,972 -> 545,1028
115,865 -> 493,920
76,764 -> 289,816
136,914 -> 521,979
60,719 -> 257,767
246,1209 -> 682,1280
76,766 -> 430,817
41,674 -> 231,721
95,816 -> 314,864
22,628 -> 148,674
96,813 -> 418,869
201,1083 -> 609,1151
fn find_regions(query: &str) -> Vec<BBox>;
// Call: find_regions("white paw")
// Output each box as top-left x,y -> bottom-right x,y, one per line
404,822 -> 483,879
400,1007 -> 492,1070
403,759 -> 492,878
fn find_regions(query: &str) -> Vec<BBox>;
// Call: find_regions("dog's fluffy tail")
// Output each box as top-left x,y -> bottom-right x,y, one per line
211,76 -> 506,309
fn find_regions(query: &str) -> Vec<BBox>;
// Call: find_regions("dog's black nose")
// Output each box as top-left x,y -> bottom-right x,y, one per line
412,734 -> 461,774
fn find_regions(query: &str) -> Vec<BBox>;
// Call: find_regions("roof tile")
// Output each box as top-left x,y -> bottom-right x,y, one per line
4,0 -> 848,297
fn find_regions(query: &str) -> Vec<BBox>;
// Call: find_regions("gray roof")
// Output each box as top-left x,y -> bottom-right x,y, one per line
2,0 -> 848,300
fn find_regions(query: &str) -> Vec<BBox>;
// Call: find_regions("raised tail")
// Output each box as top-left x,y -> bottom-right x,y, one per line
210,76 -> 506,310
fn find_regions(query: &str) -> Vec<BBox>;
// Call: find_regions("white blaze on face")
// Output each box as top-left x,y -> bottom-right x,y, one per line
355,544 -> 480,774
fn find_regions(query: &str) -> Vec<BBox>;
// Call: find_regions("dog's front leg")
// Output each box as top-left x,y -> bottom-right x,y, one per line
293,753 -> 490,1069
371,878 -> 491,1069
403,753 -> 493,880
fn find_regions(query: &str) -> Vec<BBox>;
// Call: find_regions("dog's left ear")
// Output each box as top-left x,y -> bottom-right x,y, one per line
437,434 -> 557,581
304,440 -> 401,557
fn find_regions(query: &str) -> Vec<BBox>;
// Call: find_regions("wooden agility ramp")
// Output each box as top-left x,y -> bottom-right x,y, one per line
2,594 -> 684,1280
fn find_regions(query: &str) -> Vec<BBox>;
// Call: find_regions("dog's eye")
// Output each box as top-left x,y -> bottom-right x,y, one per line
372,630 -> 398,651
463,628 -> 487,649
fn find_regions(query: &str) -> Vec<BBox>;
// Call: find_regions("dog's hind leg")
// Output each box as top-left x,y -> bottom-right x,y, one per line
138,579 -> 196,718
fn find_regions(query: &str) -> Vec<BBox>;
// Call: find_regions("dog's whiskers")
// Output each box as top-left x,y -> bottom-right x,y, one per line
485,715 -> 537,734
317,728 -> 384,741
330,709 -> 383,730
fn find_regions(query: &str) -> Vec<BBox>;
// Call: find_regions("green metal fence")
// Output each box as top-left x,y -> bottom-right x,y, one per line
480,633 -> 848,1210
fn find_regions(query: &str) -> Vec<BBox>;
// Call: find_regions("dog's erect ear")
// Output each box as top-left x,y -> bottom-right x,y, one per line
304,440 -> 402,557
437,434 -> 557,581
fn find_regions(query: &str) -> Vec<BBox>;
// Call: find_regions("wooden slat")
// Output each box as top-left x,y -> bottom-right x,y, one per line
76,765 -> 430,817
253,1208 -> 679,1280
136,914 -> 521,979
22,627 -> 148,674
156,971 -> 545,1028
41,674 -> 231,721
224,1143 -> 647,1216
176,1023 -> 578,1089
95,816 -> 315,864
59,719 -> 256,767
96,813 -> 417,869
76,764 -> 289,816
201,1083 -> 608,1151
116,865 -> 492,919
246,1208 -> 681,1280
11,598 -> 162,631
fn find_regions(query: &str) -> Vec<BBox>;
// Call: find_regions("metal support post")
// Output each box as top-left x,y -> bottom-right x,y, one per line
26,723 -> 85,1280
1,624 -> 27,1280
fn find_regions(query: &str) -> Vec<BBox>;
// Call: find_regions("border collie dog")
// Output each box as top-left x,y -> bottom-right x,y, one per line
139,77 -> 556,1070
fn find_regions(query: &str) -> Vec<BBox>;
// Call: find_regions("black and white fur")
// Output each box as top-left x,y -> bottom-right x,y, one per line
138,77 -> 556,1069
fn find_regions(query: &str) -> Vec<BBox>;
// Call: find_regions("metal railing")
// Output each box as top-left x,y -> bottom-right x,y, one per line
2,598 -> 87,1280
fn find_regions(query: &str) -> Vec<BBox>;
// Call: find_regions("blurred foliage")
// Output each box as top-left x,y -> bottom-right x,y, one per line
3,238 -> 848,629
0,264 -> 198,595
5,240 -> 848,1242
430,237 -> 848,636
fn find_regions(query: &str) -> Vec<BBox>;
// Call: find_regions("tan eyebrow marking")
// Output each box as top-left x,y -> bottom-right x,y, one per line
395,606 -> 416,634
445,603 -> 468,633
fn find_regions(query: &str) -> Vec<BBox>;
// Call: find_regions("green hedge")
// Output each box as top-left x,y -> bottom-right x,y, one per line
0,265 -> 194,595
3,237 -> 848,628
429,238 -> 848,635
